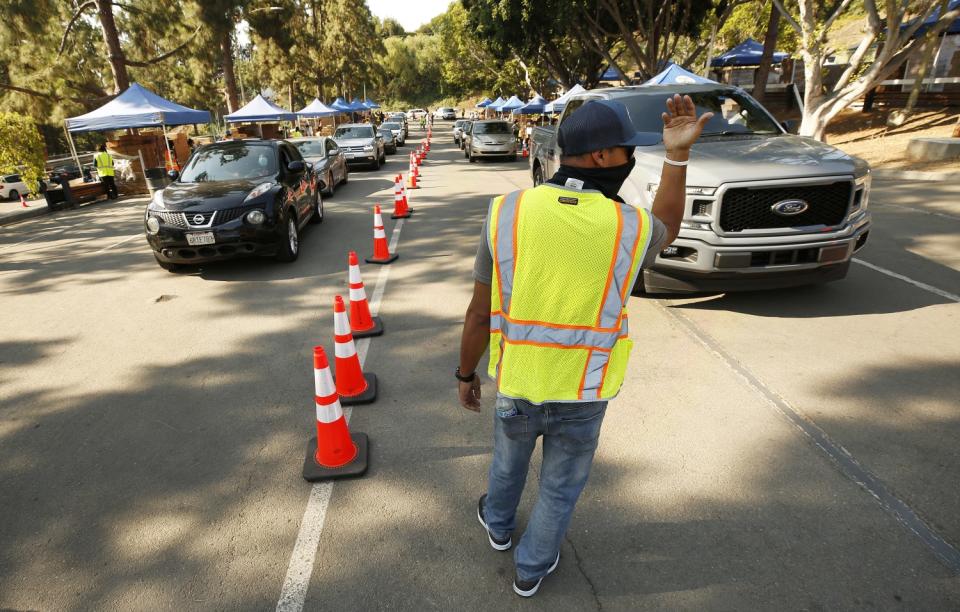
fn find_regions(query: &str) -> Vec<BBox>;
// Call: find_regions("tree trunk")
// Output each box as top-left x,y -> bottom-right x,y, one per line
904,35 -> 939,116
753,1 -> 781,103
95,0 -> 129,93
220,28 -> 239,113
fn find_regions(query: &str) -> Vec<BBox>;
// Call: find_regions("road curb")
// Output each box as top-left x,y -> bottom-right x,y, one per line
0,205 -> 50,226
872,168 -> 960,182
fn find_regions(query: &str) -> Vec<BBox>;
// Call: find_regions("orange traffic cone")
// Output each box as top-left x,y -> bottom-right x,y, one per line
348,251 -> 383,337
522,140 -> 529,158
365,205 -> 398,264
333,296 -> 378,405
407,170 -> 419,190
391,175 -> 411,219
302,346 -> 369,481
19,193 -> 28,208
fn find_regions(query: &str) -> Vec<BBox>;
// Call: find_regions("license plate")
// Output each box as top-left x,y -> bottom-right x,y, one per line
186,232 -> 215,246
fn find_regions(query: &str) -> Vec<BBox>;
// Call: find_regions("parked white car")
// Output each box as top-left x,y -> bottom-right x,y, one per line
406,108 -> 427,119
0,174 -> 32,200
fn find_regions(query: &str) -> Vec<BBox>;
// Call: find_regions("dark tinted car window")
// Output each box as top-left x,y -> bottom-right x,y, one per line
334,126 -> 375,139
474,122 -> 510,134
179,144 -> 277,182
382,122 -> 401,130
295,140 -> 325,157
326,139 -> 338,153
283,143 -> 304,162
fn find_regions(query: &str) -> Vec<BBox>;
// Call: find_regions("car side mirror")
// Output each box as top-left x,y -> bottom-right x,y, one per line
167,170 -> 179,180
780,119 -> 799,134
287,160 -> 305,173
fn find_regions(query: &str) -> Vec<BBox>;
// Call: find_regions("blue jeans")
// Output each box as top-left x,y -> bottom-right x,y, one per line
484,395 -> 607,581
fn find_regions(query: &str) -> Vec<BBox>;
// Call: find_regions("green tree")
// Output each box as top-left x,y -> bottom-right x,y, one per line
0,112 -> 46,194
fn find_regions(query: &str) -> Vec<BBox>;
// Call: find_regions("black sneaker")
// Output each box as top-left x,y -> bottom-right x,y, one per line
476,494 -> 511,551
512,552 -> 560,598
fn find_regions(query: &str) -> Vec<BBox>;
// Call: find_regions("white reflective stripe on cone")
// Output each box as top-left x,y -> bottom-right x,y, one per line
314,367 -> 337,397
334,341 -> 357,358
334,311 -> 351,335
349,265 -> 362,284
374,228 -> 386,239
349,287 -> 366,301
315,399 -> 343,424
374,213 -> 384,225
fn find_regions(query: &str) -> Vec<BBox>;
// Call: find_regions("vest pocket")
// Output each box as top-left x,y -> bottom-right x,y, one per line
601,338 -> 634,397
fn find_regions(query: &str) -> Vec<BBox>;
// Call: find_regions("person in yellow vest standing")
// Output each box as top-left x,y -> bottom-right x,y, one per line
457,95 -> 713,597
94,144 -> 118,200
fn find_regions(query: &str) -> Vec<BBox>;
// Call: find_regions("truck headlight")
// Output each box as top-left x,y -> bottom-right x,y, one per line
145,216 -> 160,234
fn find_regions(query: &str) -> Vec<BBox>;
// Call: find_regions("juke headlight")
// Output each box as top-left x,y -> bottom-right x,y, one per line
246,210 -> 266,225
244,182 -> 273,203
145,216 -> 160,234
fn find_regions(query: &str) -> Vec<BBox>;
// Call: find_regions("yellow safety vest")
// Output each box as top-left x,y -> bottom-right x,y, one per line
94,151 -> 115,177
488,184 -> 653,404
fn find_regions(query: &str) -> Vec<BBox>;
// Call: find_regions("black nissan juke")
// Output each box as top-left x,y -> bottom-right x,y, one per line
144,139 -> 322,271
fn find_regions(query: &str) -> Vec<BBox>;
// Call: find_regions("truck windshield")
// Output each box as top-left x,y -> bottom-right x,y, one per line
474,122 -> 511,134
621,90 -> 780,136
179,144 -> 276,182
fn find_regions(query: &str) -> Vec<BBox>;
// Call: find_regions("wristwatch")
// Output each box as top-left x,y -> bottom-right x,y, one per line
455,367 -> 477,383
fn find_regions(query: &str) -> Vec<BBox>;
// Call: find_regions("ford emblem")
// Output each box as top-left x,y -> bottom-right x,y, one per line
192,214 -> 205,224
771,199 -> 809,216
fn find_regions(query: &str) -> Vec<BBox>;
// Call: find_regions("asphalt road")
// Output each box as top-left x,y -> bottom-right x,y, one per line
1,122 -> 958,610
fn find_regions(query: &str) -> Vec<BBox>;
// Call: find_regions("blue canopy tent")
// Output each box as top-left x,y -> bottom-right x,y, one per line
330,97 -> 353,112
599,66 -> 625,81
513,95 -> 548,114
296,98 -> 338,117
363,98 -> 381,109
487,96 -> 506,112
903,0 -> 960,37
476,97 -> 492,108
711,38 -> 788,67
544,84 -> 586,113
349,97 -> 371,112
64,82 -> 212,182
644,63 -> 718,85
499,95 -> 525,112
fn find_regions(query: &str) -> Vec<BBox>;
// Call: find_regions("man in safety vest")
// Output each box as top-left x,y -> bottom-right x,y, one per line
94,144 -> 118,199
457,95 -> 712,597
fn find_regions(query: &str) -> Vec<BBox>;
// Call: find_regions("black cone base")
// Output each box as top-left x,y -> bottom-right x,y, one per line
302,433 -> 369,481
390,209 -> 413,219
365,253 -> 398,265
338,372 -> 378,405
351,315 -> 384,338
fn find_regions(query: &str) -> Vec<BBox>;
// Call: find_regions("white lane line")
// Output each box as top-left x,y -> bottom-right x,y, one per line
276,218 -> 404,612
852,258 -> 960,303
92,234 -> 141,254
659,303 -> 960,573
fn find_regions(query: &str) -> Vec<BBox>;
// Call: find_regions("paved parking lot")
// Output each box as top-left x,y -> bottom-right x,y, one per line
1,122 -> 958,610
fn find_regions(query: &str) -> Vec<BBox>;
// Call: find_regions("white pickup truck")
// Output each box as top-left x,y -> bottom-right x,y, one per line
530,84 -> 872,293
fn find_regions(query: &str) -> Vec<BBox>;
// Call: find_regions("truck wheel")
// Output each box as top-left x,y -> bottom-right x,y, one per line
533,165 -> 544,186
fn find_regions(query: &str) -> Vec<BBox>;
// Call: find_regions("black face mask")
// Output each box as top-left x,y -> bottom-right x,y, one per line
555,155 -> 636,201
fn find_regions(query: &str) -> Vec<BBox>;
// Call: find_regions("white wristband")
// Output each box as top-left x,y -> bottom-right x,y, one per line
663,157 -> 689,167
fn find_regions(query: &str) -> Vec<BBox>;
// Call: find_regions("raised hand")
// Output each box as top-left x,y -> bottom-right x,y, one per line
661,94 -> 713,156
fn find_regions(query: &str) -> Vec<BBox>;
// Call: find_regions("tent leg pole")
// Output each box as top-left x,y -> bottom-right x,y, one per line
162,123 -> 173,168
64,122 -> 81,178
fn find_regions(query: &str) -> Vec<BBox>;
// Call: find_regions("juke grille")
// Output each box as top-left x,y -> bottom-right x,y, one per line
155,208 -> 253,228
719,182 -> 852,232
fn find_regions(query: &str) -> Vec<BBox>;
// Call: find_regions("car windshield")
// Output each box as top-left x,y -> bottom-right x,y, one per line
294,140 -> 325,157
178,144 -> 277,182
619,90 -> 780,136
382,122 -> 401,130
334,126 -> 375,139
473,122 -> 511,135
378,129 -> 393,138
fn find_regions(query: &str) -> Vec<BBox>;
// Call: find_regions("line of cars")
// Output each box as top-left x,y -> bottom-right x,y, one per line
143,112 -> 412,272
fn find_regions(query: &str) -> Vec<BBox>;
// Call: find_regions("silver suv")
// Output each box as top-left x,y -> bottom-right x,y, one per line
465,120 -> 517,162
529,84 -> 871,293
333,124 -> 385,170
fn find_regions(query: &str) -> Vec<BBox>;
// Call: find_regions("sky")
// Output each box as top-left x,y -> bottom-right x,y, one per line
366,0 -> 451,32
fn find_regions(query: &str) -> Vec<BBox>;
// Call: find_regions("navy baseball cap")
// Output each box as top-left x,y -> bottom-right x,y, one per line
557,99 -> 660,155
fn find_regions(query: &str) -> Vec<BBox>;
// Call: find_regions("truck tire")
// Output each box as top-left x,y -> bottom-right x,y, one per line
533,164 -> 544,186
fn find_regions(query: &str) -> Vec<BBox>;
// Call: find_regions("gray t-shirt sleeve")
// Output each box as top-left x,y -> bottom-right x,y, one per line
642,214 -> 669,269
473,215 -> 493,285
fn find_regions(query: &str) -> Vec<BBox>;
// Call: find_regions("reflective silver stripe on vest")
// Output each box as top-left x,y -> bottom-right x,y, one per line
490,313 -> 621,349
580,350 -> 610,400
598,203 -> 640,328
493,190 -> 523,313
